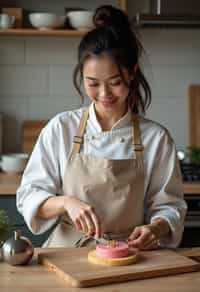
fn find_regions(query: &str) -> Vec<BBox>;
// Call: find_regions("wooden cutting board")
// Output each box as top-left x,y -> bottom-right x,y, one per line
22,120 -> 48,154
38,247 -> 200,288
179,247 -> 200,262
188,85 -> 200,147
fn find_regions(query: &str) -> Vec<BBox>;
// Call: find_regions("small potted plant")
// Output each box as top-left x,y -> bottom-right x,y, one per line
0,209 -> 10,247
187,147 -> 200,164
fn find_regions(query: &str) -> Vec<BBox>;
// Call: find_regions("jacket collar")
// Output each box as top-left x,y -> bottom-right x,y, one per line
89,102 -> 132,132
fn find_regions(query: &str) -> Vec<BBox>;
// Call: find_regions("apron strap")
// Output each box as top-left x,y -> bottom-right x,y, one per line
71,107 -> 143,160
132,115 -> 143,160
71,107 -> 89,156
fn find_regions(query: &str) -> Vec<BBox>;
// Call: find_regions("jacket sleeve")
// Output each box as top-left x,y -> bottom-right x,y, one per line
144,129 -> 187,248
16,118 -> 62,235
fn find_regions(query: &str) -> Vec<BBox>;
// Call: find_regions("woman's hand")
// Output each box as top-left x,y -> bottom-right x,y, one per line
64,196 -> 101,237
127,218 -> 170,250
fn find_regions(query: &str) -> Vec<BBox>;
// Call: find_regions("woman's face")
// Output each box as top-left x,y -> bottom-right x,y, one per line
82,54 -> 133,115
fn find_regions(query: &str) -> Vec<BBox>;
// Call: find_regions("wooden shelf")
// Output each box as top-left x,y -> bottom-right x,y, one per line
0,0 -> 126,36
0,28 -> 86,36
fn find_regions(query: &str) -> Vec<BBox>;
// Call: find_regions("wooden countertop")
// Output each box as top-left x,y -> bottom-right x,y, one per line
0,247 -> 200,292
0,172 -> 22,195
183,182 -> 200,194
0,172 -> 200,195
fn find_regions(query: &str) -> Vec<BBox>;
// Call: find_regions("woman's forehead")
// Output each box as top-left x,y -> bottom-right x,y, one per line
83,54 -> 117,69
83,54 -> 128,79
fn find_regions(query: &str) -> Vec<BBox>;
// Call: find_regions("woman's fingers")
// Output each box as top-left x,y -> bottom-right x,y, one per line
64,196 -> 101,237
128,226 -> 151,248
74,217 -> 82,231
81,209 -> 95,236
141,238 -> 160,250
75,205 -> 101,236
128,226 -> 141,241
90,210 -> 101,237
83,205 -> 101,237
140,234 -> 157,250
78,213 -> 89,234
128,226 -> 158,249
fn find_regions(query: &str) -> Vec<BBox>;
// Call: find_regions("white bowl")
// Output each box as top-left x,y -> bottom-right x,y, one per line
67,10 -> 94,31
0,153 -> 29,173
29,13 -> 66,30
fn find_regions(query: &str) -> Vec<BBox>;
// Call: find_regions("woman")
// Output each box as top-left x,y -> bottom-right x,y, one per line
16,5 -> 187,249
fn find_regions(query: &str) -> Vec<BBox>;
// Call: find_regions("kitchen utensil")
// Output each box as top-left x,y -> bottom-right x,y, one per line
0,7 -> 23,28
0,13 -> 15,28
0,153 -> 29,173
38,248 -> 200,288
177,149 -> 186,161
91,235 -> 108,245
22,120 -> 47,154
1,230 -> 34,265
67,10 -> 94,31
188,84 -> 200,147
91,231 -> 129,245
29,13 -> 66,30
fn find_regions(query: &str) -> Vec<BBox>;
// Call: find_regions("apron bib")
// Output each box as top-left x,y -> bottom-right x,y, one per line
44,108 -> 145,247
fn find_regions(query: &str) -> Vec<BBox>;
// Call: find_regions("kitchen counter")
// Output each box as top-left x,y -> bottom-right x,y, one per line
0,173 -> 22,195
0,172 -> 200,195
0,247 -> 200,292
183,182 -> 200,194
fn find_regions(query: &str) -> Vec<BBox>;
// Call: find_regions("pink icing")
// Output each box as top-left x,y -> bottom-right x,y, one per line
96,242 -> 129,259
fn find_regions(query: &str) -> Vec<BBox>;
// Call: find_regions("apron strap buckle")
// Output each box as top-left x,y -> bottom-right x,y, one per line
73,135 -> 83,144
133,144 -> 144,151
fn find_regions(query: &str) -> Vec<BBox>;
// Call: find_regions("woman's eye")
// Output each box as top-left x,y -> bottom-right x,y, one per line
110,81 -> 121,86
88,84 -> 99,87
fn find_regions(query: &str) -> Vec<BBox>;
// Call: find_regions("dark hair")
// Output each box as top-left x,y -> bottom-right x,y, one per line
73,5 -> 151,114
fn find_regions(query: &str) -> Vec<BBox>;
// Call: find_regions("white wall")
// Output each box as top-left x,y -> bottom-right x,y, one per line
140,28 -> 200,150
0,36 -> 83,152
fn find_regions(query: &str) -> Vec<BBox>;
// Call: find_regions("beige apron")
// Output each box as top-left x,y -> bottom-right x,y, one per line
44,107 -> 145,247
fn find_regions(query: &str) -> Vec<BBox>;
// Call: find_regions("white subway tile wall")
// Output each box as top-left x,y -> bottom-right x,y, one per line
0,28 -> 199,152
140,29 -> 200,149
25,37 -> 80,65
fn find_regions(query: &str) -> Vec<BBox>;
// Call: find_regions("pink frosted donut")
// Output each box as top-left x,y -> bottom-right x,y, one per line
96,241 -> 129,259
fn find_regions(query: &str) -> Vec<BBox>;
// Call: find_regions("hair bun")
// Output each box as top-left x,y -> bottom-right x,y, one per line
93,5 -> 116,28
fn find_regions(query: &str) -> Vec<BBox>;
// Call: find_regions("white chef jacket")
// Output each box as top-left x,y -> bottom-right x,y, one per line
16,103 -> 187,248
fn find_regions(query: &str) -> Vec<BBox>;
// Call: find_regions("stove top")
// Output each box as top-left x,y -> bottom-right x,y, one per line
180,162 -> 200,182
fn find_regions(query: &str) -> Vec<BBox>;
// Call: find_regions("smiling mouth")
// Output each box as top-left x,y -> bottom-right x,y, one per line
99,98 -> 117,105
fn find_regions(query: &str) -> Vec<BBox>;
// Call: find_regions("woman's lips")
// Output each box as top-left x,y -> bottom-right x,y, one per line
98,98 -> 117,106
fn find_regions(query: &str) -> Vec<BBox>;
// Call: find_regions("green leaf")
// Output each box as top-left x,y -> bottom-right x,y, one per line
186,147 -> 200,163
0,209 -> 10,240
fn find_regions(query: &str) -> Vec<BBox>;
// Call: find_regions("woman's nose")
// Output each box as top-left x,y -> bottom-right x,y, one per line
99,84 -> 111,98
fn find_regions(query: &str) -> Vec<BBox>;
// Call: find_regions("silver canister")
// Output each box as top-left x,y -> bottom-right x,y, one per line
1,230 -> 34,265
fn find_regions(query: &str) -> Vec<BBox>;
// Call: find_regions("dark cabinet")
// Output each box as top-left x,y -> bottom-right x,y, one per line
181,227 -> 200,247
180,194 -> 200,247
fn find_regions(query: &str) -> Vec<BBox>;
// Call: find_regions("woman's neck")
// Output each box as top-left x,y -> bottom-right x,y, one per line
94,104 -> 127,131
